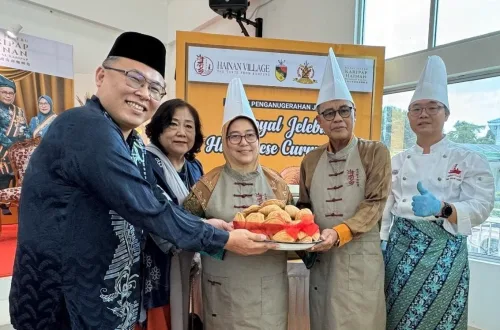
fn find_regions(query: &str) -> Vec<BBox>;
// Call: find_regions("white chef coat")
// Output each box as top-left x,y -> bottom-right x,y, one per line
381,137 -> 495,240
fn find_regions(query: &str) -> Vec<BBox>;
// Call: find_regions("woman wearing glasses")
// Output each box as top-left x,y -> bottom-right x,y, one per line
30,95 -> 57,138
381,56 -> 495,330
138,98 -> 208,330
183,78 -> 293,330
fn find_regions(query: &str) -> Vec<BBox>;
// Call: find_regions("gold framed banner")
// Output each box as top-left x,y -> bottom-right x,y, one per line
176,31 -> 385,178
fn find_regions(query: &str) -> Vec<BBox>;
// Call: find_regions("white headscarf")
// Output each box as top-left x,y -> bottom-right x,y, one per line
146,143 -> 189,204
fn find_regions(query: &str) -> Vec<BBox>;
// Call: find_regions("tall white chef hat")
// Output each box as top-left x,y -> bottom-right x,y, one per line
222,77 -> 258,131
315,48 -> 354,110
410,55 -> 449,110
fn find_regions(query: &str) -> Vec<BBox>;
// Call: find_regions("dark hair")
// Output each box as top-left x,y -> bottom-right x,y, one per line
145,99 -> 204,161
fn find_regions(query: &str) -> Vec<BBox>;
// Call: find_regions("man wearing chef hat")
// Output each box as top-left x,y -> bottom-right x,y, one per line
381,56 -> 495,330
296,48 -> 390,330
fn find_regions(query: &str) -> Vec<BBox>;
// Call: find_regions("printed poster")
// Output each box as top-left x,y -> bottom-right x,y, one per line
0,29 -> 73,190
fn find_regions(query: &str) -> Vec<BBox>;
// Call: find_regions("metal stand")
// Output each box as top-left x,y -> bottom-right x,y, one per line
224,11 -> 263,38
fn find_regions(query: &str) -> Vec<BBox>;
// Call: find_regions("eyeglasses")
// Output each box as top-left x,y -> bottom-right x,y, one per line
320,106 -> 353,121
102,65 -> 166,101
227,132 -> 258,145
408,105 -> 444,117
0,91 -> 15,97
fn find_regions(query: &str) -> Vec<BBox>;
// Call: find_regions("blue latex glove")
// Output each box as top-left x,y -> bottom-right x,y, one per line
411,181 -> 442,217
380,240 -> 387,252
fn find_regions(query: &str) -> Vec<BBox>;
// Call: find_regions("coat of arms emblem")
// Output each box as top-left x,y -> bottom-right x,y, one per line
275,60 -> 287,82
293,61 -> 317,84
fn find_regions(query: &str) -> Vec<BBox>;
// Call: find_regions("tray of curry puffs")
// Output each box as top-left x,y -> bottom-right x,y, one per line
232,199 -> 322,250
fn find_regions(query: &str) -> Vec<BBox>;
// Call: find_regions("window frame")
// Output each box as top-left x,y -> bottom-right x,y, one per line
360,0 -> 500,59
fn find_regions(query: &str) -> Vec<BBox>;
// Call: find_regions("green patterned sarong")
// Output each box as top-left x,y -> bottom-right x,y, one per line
385,216 -> 469,330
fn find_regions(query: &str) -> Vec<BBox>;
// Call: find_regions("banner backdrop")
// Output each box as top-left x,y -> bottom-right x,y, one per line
176,32 -> 384,183
0,29 -> 73,190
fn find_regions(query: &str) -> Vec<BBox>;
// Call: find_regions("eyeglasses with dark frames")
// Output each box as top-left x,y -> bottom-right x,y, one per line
102,65 -> 166,101
227,132 -> 258,145
408,105 -> 444,117
320,106 -> 353,121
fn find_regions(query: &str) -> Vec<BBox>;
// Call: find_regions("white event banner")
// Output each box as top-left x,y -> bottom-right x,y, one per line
187,46 -> 374,92
0,29 -> 73,79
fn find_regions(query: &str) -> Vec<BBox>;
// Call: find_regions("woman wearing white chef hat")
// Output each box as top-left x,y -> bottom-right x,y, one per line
183,77 -> 293,330
381,55 -> 495,330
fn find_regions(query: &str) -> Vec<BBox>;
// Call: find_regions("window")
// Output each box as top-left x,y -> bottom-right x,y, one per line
363,0 -> 431,58
362,0 -> 500,57
381,91 -> 416,155
436,0 -> 500,45
382,76 -> 500,259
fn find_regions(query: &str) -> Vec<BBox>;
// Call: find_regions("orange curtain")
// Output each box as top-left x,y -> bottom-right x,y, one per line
0,67 -> 32,81
0,66 -> 74,123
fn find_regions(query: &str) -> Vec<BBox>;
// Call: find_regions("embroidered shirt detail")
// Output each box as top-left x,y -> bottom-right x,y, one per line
100,211 -> 141,330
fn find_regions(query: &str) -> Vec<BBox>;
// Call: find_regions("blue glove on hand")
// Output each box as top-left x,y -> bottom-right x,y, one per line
411,181 -> 442,217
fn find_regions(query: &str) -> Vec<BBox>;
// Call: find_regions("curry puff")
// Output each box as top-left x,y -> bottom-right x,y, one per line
242,205 -> 261,216
267,210 -> 292,223
246,212 -> 265,223
297,231 -> 307,240
299,236 -> 313,243
260,199 -> 286,209
259,204 -> 282,216
295,208 -> 313,220
284,205 -> 300,218
272,230 -> 295,243
233,212 -> 246,222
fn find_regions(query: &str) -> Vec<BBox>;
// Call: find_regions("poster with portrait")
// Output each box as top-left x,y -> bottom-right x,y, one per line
0,29 -> 73,189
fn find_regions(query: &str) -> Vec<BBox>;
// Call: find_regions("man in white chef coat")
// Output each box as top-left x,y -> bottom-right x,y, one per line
381,55 -> 495,330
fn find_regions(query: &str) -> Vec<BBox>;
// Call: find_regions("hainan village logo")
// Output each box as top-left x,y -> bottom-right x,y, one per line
275,60 -> 287,82
0,31 -> 30,67
293,61 -> 317,84
194,54 -> 213,76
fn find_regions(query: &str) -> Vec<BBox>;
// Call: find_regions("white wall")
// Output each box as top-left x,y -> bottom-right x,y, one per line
74,73 -> 97,104
166,0 -> 220,43
0,278 -> 9,326
165,0 -> 359,43
1,0 -> 175,104
1,0 -> 122,74
165,0 -> 360,98
468,259 -> 500,330
256,0 -> 358,44
25,0 -> 169,41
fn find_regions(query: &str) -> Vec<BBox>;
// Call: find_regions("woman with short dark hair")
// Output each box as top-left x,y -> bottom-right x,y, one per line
140,98 -> 206,330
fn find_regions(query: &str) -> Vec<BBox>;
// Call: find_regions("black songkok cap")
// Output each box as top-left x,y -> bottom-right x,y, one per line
107,32 -> 166,78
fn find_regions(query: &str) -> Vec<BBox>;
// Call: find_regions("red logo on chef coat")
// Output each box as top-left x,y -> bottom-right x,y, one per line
447,164 -> 462,181
347,169 -> 360,186
448,164 -> 461,175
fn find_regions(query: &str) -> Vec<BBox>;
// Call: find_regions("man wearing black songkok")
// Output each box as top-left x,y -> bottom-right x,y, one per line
9,31 -> 274,330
